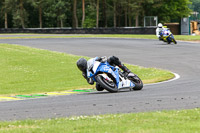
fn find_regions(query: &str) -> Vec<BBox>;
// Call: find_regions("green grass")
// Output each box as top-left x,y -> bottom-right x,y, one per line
0,43 -> 174,95
0,34 -> 200,41
0,108 -> 200,133
175,35 -> 200,41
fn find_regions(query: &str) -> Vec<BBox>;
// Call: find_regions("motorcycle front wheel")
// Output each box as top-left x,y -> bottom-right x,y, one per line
95,75 -> 118,93
96,82 -> 104,91
128,75 -> 143,90
172,39 -> 177,44
169,35 -> 177,44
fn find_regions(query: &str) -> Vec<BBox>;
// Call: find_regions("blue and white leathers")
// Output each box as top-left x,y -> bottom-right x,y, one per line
86,57 -> 135,89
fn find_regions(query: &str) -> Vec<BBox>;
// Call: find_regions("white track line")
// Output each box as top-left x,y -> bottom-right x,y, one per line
144,72 -> 180,86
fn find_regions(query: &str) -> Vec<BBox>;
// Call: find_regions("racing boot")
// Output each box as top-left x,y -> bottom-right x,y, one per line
82,71 -> 94,85
87,77 -> 94,85
82,71 -> 87,79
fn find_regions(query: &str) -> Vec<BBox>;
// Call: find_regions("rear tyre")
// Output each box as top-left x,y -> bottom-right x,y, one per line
128,75 -> 143,90
95,75 -> 118,93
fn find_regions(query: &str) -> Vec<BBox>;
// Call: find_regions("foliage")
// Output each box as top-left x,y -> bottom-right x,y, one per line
0,0 -> 193,28
43,0 -> 68,27
83,4 -> 96,28
189,0 -> 200,13
144,0 -> 192,23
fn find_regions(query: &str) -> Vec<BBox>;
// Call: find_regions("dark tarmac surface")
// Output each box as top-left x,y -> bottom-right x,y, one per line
0,37 -> 200,121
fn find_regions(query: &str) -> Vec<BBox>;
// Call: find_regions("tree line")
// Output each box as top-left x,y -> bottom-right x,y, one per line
0,0 -> 192,29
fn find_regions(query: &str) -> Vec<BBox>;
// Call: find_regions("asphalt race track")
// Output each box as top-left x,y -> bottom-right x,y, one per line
0,37 -> 200,121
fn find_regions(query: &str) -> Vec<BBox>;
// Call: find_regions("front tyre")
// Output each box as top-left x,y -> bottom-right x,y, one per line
128,75 -> 143,90
95,75 -> 118,93
96,82 -> 104,91
170,34 -> 177,44
172,39 -> 177,44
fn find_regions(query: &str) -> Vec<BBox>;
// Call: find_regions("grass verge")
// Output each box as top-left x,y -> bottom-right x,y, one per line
0,43 -> 174,95
0,34 -> 200,41
0,108 -> 200,133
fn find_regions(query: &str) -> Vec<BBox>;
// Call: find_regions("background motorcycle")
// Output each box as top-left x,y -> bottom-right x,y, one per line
160,29 -> 177,44
87,58 -> 143,93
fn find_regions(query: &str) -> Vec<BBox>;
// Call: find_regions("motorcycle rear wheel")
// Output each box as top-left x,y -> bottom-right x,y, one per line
95,75 -> 118,93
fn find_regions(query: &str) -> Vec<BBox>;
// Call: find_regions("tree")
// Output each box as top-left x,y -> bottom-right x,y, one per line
0,1 -> 2,27
82,0 -> 85,27
135,1 -> 141,27
43,0 -> 68,28
127,0 -> 154,27
31,0 -> 47,28
189,0 -> 200,13
73,0 -> 78,28
113,0 -> 117,27
102,0 -> 107,27
19,0 -> 26,28
55,0 -> 67,27
128,0 -> 132,26
1,0 -> 12,28
121,0 -> 128,27
82,0 -> 96,28
157,0 -> 192,23
96,0 -> 99,28
9,0 -> 29,28
0,0 -> 193,28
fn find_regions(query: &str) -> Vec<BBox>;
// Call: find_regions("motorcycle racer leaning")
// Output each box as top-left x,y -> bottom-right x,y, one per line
156,23 -> 165,40
76,56 -> 132,91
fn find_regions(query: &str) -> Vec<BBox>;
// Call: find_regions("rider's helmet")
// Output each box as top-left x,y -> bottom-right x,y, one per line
158,23 -> 163,28
77,58 -> 87,72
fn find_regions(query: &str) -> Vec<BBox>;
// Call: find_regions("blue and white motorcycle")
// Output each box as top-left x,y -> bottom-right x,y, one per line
87,58 -> 143,93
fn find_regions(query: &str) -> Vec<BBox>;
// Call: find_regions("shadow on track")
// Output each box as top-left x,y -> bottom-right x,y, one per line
83,88 -> 142,95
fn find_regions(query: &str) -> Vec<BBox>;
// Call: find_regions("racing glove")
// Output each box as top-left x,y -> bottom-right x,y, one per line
119,64 -> 131,73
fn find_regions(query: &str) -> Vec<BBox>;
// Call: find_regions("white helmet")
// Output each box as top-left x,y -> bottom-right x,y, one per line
158,23 -> 163,28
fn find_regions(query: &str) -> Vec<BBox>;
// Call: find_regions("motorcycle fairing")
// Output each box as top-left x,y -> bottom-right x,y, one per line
87,60 -> 135,89
94,61 -> 120,85
160,29 -> 175,43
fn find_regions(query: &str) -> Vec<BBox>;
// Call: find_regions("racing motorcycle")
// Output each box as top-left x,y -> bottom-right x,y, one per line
86,58 -> 143,93
160,29 -> 177,44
